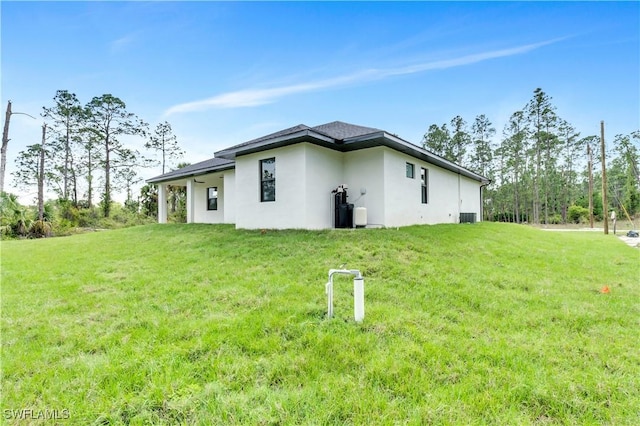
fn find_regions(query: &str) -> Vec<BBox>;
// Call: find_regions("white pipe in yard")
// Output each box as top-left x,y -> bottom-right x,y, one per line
353,276 -> 364,322
326,269 -> 364,322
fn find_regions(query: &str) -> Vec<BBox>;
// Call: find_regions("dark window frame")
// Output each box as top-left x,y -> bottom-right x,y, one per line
406,162 -> 415,178
421,167 -> 428,204
260,157 -> 276,202
207,187 -> 218,210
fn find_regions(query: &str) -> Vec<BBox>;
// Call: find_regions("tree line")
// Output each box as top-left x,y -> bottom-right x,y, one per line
423,88 -> 640,225
1,90 -> 185,237
3,87 -> 638,237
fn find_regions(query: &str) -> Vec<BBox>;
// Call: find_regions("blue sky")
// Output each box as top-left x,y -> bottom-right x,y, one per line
2,1 -> 639,203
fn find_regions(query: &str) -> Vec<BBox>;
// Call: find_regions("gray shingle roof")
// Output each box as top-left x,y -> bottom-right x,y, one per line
214,121 -> 384,159
147,120 -> 489,184
146,157 -> 234,183
310,121 -> 382,140
220,124 -> 312,152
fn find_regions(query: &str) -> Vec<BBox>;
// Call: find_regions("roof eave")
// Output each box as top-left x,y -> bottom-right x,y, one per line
215,129 -> 336,159
343,132 -> 489,183
155,124 -> 488,184
146,163 -> 235,184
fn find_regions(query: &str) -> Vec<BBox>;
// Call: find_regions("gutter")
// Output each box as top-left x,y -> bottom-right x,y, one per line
146,163 -> 235,184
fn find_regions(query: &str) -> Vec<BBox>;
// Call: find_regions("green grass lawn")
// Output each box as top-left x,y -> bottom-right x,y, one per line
1,223 -> 639,425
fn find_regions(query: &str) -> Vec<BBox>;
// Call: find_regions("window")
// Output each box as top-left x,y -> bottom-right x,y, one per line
406,162 -> 415,178
207,187 -> 218,210
260,157 -> 276,202
421,168 -> 428,204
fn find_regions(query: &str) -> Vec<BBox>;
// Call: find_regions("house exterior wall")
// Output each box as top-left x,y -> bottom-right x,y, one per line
155,143 -> 482,229
155,170 -> 234,225
381,148 -> 482,226
458,174 -> 481,220
303,144 -> 344,229
192,172 -> 225,224
223,170 -> 236,224
234,144 -> 387,229
343,147 -> 386,227
425,165 -> 463,223
235,144 -> 307,229
383,148 -> 424,227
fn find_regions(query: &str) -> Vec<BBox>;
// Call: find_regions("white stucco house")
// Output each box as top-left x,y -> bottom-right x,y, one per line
147,121 -> 489,229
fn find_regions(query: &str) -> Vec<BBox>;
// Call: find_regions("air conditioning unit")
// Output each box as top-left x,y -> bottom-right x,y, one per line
354,207 -> 367,228
460,213 -> 477,223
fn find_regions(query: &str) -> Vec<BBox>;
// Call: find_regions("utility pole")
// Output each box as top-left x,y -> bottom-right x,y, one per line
1,100 -> 36,193
600,121 -> 608,235
587,144 -> 594,228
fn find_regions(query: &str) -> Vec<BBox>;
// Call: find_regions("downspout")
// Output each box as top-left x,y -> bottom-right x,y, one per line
457,173 -> 461,223
330,191 -> 334,228
480,180 -> 491,222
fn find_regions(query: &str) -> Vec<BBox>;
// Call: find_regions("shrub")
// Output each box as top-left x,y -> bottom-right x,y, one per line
568,205 -> 589,224
548,214 -> 563,224
78,208 -> 100,227
58,200 -> 79,223
11,218 -> 30,237
29,220 -> 52,238
1,192 -> 32,238
168,211 -> 186,223
124,199 -> 139,214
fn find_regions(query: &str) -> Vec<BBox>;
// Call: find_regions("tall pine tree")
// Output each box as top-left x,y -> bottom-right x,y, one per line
84,94 -> 147,217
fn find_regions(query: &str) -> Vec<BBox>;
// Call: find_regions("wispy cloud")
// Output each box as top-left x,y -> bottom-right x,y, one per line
110,33 -> 137,54
164,38 -> 563,116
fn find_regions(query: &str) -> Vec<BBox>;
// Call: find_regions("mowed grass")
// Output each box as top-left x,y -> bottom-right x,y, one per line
1,223 -> 639,425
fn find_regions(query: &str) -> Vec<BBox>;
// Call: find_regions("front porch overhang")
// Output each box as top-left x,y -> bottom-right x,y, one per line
146,158 -> 235,185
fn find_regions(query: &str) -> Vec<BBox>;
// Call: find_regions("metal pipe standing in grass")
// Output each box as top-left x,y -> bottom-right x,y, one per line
326,269 -> 364,322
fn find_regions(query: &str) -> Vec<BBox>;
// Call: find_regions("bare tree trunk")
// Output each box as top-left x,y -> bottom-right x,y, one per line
83,141 -> 94,208
1,100 -> 12,194
38,124 -> 47,221
70,155 -> 78,206
162,135 -> 166,174
588,144 -> 594,228
514,170 -> 520,223
544,141 -> 550,224
64,124 -> 70,200
87,149 -> 93,208
561,171 -> 568,223
104,132 -> 111,217
534,147 -> 541,224
601,121 -> 608,234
